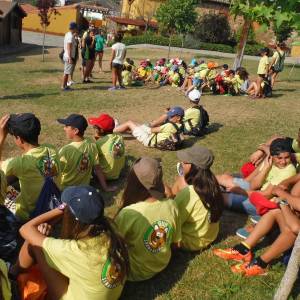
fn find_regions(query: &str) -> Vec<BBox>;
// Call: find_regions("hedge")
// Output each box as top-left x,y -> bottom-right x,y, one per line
118,33 -> 264,56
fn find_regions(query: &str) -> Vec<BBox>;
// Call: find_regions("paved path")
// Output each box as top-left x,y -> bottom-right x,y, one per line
22,31 -> 299,65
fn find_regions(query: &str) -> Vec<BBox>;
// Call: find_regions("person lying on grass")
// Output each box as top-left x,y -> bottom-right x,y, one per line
114,157 -> 181,281
216,138 -> 297,216
10,186 -> 129,300
213,175 -> 300,277
113,107 -> 184,149
169,145 -> 224,251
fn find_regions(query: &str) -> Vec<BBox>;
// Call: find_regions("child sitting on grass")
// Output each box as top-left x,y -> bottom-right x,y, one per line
122,64 -> 133,86
113,107 -> 184,149
213,176 -> 300,276
88,113 -> 125,181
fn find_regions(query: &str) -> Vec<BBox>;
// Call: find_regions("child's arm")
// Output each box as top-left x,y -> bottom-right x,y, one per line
278,173 -> 300,190
110,48 -> 116,70
94,165 -> 117,192
149,114 -> 168,127
249,156 -> 272,190
273,186 -> 300,211
151,126 -> 162,133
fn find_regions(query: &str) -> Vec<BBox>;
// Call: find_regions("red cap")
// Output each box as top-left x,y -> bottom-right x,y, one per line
88,114 -> 115,132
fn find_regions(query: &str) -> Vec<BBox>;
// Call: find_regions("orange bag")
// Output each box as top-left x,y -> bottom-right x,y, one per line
17,265 -> 47,300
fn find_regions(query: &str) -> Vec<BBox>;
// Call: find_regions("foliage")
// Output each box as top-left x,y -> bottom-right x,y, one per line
119,32 -> 263,56
155,0 -> 197,36
36,0 -> 58,27
273,21 -> 294,42
235,25 -> 256,45
194,14 -> 231,44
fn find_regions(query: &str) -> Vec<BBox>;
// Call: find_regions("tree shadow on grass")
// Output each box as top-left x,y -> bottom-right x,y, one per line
27,68 -> 62,74
74,85 -> 112,91
271,93 -> 284,98
120,249 -> 197,300
0,92 -> 59,100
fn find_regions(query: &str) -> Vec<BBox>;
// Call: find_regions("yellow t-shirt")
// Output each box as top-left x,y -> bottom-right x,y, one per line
232,74 -> 244,93
200,69 -> 209,79
292,138 -> 300,153
272,50 -> 285,65
42,235 -> 125,300
115,199 -> 181,281
183,107 -> 200,133
0,169 -> 7,205
0,259 -> 11,300
1,144 -> 60,221
174,186 -> 219,251
59,138 -> 99,190
257,55 -> 269,75
96,134 -> 125,180
149,122 -> 182,147
122,70 -> 132,86
261,163 -> 296,191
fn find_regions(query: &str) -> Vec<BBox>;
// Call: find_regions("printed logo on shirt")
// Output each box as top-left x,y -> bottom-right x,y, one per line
77,152 -> 90,173
109,141 -> 125,159
143,220 -> 172,253
37,155 -> 59,177
101,259 -> 123,289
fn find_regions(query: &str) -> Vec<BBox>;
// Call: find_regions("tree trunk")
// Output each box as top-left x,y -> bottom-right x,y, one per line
42,24 -> 46,62
232,19 -> 251,70
274,233 -> 300,300
167,34 -> 171,60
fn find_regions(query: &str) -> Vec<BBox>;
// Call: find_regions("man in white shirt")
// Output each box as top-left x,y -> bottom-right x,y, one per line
62,22 -> 77,91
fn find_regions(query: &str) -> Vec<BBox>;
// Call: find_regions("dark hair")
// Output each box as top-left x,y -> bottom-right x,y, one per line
114,32 -> 123,43
126,64 -> 132,72
8,120 -> 41,145
118,168 -> 150,212
227,69 -> 235,76
71,126 -> 85,137
238,67 -> 249,80
222,64 -> 229,70
61,206 -> 129,282
185,165 -> 224,223
270,138 -> 292,156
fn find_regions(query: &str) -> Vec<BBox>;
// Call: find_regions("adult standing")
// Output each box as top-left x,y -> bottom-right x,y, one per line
82,29 -> 96,83
269,42 -> 286,88
62,22 -> 77,91
109,33 -> 126,91
81,22 -> 95,81
95,29 -> 107,72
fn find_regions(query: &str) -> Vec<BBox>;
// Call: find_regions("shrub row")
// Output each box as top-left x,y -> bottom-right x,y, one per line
119,33 -> 264,56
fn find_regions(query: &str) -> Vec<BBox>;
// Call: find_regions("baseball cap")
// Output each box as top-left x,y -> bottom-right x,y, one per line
88,114 -> 115,133
62,185 -> 104,224
177,145 -> 214,169
57,114 -> 88,133
167,106 -> 184,119
133,157 -> 165,200
188,89 -> 201,102
69,22 -> 77,30
7,113 -> 41,138
207,61 -> 218,69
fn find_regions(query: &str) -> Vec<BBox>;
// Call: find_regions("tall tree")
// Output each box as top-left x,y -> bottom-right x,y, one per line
231,0 -> 300,70
156,0 -> 197,58
36,0 -> 58,61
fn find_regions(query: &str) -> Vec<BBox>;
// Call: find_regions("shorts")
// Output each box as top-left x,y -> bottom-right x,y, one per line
64,60 -> 75,75
96,50 -> 104,54
258,74 -> 266,79
233,177 -> 251,190
270,66 -> 281,73
132,124 -> 152,147
227,192 -> 257,216
112,63 -> 123,70
82,59 -> 87,67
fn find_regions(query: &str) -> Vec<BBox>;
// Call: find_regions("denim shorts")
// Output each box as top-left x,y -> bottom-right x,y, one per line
233,177 -> 251,191
227,192 -> 257,216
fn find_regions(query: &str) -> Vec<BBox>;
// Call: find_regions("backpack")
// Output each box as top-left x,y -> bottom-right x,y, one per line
184,106 -> 210,136
262,77 -> 272,97
148,122 -> 183,151
273,50 -> 285,73
0,205 -> 18,261
30,151 -> 62,218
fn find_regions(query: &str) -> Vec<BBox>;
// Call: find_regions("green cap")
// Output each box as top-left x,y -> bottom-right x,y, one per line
177,145 -> 214,169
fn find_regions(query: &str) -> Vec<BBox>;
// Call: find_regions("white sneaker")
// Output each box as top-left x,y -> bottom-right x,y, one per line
67,80 -> 75,86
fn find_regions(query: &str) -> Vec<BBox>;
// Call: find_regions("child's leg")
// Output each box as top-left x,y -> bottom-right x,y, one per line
111,67 -> 117,87
117,68 -> 123,87
98,52 -> 103,71
255,76 -> 264,96
113,120 -> 139,133
149,113 -> 168,127
216,174 -> 235,189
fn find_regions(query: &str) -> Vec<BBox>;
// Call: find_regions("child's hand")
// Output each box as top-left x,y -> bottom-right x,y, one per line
37,223 -> 52,236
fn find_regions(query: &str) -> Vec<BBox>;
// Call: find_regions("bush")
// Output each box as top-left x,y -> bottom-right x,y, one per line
194,14 -> 231,44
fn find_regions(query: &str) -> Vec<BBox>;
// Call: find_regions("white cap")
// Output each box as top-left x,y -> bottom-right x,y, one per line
188,89 -> 201,102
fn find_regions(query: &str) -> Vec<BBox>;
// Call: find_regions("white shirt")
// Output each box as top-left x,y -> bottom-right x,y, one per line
112,42 -> 126,65
63,31 -> 75,61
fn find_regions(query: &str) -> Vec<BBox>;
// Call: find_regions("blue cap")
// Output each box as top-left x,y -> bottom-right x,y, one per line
62,186 -> 104,224
57,114 -> 88,132
167,106 -> 184,119
69,22 -> 77,30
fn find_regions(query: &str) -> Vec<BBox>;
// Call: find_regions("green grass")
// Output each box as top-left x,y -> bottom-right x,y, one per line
1,46 -> 300,299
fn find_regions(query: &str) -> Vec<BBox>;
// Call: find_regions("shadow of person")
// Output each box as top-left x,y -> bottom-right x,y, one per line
0,92 -> 59,100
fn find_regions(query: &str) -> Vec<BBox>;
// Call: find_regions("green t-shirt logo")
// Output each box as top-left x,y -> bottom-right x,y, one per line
77,152 -> 90,173
101,259 -> 123,289
110,141 -> 125,159
143,220 -> 172,253
37,155 -> 59,177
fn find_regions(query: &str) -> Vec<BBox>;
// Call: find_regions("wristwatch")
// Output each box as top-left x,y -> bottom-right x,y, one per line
278,199 -> 289,206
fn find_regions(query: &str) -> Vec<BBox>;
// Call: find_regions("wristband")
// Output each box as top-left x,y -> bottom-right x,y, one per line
279,199 -> 289,206
58,203 -> 67,211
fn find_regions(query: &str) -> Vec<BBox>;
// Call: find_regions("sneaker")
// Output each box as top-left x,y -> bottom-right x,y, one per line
250,215 -> 261,224
67,80 -> 75,86
61,86 -> 72,91
118,85 -> 126,90
236,225 -> 255,240
213,248 -> 252,262
108,87 -> 117,91
231,262 -> 267,276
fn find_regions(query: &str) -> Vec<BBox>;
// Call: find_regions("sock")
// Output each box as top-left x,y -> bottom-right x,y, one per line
233,242 -> 250,255
252,256 -> 268,268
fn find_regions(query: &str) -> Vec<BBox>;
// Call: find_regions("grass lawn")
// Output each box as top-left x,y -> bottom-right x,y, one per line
1,46 -> 300,299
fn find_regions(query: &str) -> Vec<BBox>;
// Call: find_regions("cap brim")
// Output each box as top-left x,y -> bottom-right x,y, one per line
57,118 -> 69,125
177,148 -> 192,164
88,117 -> 99,126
